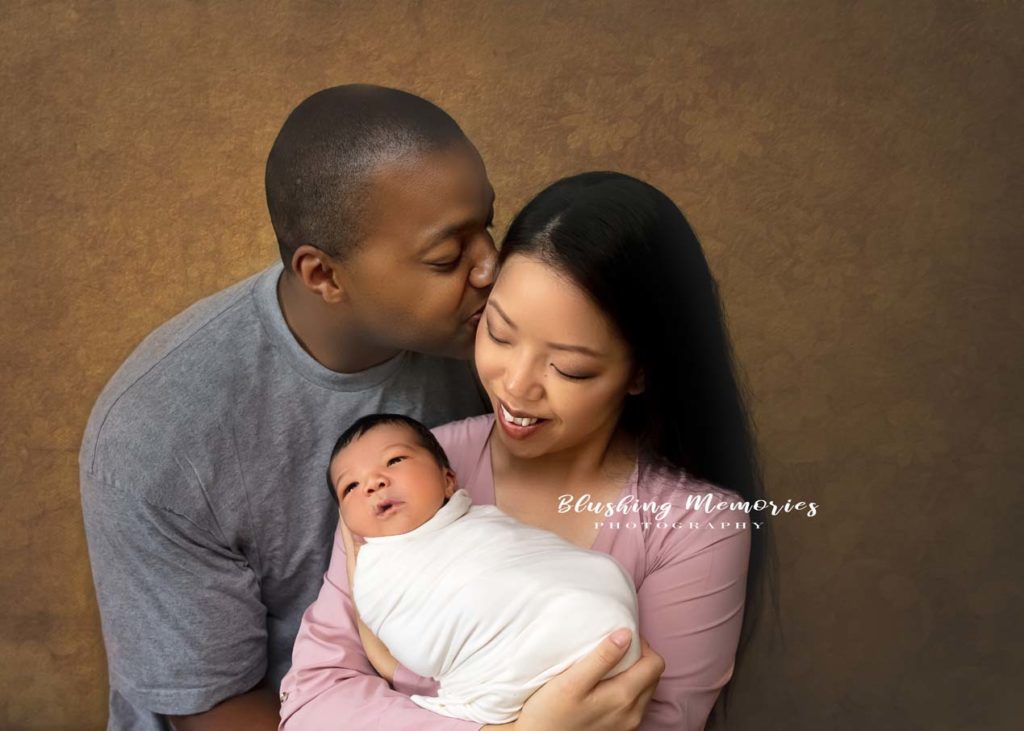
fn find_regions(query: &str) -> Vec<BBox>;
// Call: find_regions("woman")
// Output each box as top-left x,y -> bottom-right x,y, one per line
281,172 -> 775,730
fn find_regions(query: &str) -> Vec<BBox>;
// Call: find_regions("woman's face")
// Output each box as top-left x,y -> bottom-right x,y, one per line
474,254 -> 641,461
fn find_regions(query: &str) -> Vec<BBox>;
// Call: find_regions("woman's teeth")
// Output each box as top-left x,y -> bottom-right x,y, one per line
500,403 -> 540,427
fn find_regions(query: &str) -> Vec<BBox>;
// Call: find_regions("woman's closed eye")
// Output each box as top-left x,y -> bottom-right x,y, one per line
551,364 -> 595,381
485,321 -> 510,345
487,319 -> 594,380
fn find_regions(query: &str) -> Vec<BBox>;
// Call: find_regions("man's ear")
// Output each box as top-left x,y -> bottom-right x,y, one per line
292,244 -> 347,304
443,468 -> 457,497
627,368 -> 645,396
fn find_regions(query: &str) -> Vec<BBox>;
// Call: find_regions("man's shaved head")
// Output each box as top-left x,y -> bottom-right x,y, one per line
265,84 -> 470,267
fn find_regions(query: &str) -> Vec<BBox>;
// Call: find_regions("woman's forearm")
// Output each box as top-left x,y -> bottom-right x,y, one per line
357,615 -> 399,683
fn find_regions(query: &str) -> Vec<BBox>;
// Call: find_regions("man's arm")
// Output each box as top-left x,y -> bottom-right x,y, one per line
168,681 -> 280,731
81,469 -> 271,719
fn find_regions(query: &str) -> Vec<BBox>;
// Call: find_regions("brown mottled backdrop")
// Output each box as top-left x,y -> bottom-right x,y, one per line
1,1 -> 1021,729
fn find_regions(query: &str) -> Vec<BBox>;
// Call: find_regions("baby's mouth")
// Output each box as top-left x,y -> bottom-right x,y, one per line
375,500 -> 403,516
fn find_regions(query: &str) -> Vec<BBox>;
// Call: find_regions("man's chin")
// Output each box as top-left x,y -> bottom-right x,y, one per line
433,340 -> 474,361
406,333 -> 474,361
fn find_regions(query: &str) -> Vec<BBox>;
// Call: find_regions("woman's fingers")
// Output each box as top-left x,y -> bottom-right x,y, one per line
638,637 -> 665,675
594,635 -> 664,709
340,520 -> 354,551
559,628 -> 634,696
622,638 -> 666,712
340,519 -> 364,556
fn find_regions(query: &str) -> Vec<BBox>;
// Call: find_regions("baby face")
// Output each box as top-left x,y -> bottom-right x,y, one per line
330,422 -> 456,538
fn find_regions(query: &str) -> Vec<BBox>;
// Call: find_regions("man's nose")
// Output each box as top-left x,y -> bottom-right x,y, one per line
468,239 -> 497,289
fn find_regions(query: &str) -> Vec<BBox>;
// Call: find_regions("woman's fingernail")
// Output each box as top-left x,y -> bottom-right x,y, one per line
610,628 -> 632,648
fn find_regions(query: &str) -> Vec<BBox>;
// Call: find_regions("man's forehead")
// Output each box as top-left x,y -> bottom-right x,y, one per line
359,149 -> 493,241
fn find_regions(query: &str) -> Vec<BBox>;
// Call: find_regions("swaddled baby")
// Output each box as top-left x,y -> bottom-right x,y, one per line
329,413 -> 642,725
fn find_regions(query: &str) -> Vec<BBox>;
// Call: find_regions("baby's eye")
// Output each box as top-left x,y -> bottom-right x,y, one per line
342,481 -> 358,496
387,455 -> 407,466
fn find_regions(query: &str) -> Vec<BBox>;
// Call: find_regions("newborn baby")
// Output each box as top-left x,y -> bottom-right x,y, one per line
329,413 -> 642,724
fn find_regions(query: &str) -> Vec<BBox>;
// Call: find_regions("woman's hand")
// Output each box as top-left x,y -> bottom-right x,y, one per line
509,629 -> 665,731
340,519 -> 400,683
339,518 -> 363,589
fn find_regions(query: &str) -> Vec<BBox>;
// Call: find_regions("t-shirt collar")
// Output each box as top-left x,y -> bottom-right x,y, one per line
251,262 -> 407,392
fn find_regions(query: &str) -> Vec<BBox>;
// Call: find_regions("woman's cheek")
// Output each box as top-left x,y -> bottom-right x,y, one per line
473,331 -> 501,390
578,377 -> 630,422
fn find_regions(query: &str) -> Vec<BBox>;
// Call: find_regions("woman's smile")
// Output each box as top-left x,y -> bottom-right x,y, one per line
496,399 -> 551,440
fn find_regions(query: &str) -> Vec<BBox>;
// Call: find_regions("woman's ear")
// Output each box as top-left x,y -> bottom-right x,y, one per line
627,369 -> 645,396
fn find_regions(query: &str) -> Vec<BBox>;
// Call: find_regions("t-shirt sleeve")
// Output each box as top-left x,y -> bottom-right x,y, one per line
636,496 -> 752,730
278,524 -> 482,730
80,468 -> 268,715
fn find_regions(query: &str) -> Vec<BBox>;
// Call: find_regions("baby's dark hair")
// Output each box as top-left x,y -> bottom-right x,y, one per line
326,413 -> 451,503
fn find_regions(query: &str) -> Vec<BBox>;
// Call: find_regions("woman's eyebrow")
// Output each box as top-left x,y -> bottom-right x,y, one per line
548,341 -> 602,357
488,300 -> 517,329
488,300 -> 603,357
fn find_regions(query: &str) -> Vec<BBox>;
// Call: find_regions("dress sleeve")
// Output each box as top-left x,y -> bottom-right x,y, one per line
278,524 -> 482,730
636,499 -> 752,731
80,469 -> 268,715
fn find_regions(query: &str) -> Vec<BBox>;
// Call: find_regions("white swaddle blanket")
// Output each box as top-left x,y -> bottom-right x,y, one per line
353,488 -> 642,724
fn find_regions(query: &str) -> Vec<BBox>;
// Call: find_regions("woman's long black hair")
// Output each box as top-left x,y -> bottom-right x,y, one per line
499,172 -> 780,727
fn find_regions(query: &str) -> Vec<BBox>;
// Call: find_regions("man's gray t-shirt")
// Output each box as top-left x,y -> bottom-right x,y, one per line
79,263 -> 489,729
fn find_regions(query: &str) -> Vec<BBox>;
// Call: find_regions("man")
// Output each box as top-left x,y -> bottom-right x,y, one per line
80,85 -> 497,730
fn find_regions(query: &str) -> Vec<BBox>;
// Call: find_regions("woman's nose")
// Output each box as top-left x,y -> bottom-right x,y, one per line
503,357 -> 544,402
